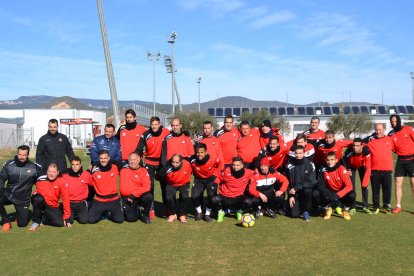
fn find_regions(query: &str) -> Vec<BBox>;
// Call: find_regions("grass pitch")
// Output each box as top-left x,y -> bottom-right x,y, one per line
1,149 -> 414,275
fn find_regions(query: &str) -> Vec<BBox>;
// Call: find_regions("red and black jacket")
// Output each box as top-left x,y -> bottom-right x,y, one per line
189,154 -> 221,180
237,128 -> 261,164
91,163 -> 120,202
116,121 -> 147,160
214,127 -> 240,165
249,170 -> 289,198
62,168 -> 93,202
160,132 -> 194,168
319,163 -> 353,198
136,126 -> 170,167
165,159 -> 192,187
388,126 -> 414,160
119,164 -> 151,198
214,167 -> 255,198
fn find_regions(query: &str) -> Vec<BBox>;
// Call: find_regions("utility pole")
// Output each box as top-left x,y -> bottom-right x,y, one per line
197,77 -> 201,112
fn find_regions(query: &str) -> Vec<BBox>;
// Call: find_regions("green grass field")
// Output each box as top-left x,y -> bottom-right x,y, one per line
1,149 -> 414,275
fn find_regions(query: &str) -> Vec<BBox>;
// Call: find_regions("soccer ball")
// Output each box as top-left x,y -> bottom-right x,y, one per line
241,213 -> 255,228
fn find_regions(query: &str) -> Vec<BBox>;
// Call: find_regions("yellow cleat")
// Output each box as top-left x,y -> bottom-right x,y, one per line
324,207 -> 333,220
343,210 -> 351,220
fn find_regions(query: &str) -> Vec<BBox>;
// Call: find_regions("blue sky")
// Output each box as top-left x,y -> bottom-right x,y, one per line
0,0 -> 413,105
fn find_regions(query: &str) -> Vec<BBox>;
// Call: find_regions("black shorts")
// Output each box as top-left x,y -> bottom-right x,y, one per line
395,159 -> 414,177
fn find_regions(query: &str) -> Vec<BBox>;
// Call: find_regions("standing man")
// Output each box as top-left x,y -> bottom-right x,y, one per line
303,116 -> 325,144
120,152 -> 153,224
194,120 -> 224,170
318,152 -> 356,221
364,123 -> 395,214
211,157 -> 254,222
62,156 -> 93,224
36,118 -> 75,173
259,119 -> 284,148
90,123 -> 121,166
29,163 -> 71,230
388,114 -> 414,214
237,121 -> 261,170
214,115 -> 240,167
286,134 -> 316,162
116,109 -> 147,161
88,150 -> 124,224
342,138 -> 372,214
136,116 -> 170,219
0,145 -> 41,231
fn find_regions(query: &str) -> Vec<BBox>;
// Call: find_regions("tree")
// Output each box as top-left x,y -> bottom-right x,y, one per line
327,113 -> 373,139
274,116 -> 291,136
173,112 -> 218,137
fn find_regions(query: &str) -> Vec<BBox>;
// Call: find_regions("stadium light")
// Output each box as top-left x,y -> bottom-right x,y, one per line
167,32 -> 176,115
197,77 -> 201,112
147,51 -> 161,116
411,72 -> 414,105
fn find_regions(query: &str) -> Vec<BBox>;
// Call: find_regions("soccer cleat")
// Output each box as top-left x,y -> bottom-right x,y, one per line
29,222 -> 40,231
142,215 -> 151,224
324,207 -> 333,220
203,215 -> 213,223
2,222 -> 11,232
276,208 -> 287,216
236,210 -> 243,221
149,209 -> 156,220
363,207 -> 373,214
349,208 -> 356,215
343,210 -> 351,220
335,207 -> 343,215
392,207 -> 402,214
303,211 -> 310,221
195,212 -> 203,221
266,208 -> 277,219
373,208 -> 380,215
179,215 -> 187,223
167,214 -> 177,222
383,207 -> 392,214
217,210 -> 225,223
254,210 -> 261,219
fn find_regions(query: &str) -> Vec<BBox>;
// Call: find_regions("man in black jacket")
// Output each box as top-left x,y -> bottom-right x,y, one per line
0,145 -> 41,231
285,145 -> 317,221
36,118 -> 75,173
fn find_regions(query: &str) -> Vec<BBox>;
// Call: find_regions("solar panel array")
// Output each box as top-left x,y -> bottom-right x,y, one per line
207,105 -> 414,117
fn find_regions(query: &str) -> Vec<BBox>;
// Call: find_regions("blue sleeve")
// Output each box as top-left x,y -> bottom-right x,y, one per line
90,137 -> 99,165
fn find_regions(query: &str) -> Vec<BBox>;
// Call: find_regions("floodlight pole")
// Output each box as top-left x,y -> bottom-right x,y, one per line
168,32 -> 176,115
97,0 -> 120,129
411,72 -> 414,105
197,77 -> 201,112
147,51 -> 161,116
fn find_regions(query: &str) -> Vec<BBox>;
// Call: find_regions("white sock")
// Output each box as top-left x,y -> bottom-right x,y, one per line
195,206 -> 202,213
396,204 -> 401,208
205,208 -> 211,216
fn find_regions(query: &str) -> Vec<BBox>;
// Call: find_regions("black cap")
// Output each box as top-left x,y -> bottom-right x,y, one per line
261,119 -> 272,128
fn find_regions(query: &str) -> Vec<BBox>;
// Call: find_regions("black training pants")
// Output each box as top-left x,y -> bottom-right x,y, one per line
122,192 -> 153,222
31,194 -> 64,227
88,198 -> 124,224
165,184 -> 189,216
211,194 -> 252,213
371,170 -> 392,209
191,177 -> 217,210
70,201 -> 89,224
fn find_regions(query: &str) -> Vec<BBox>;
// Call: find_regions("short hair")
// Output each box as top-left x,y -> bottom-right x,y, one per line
310,116 -> 320,122
125,109 -> 136,117
203,120 -> 212,127
232,156 -> 243,163
71,156 -> 82,163
239,121 -> 250,128
128,152 -> 140,160
48,163 -> 59,171
98,149 -> 109,156
150,116 -> 161,123
325,130 -> 335,136
105,123 -> 115,131
195,142 -> 207,152
326,152 -> 336,158
353,137 -> 363,143
294,145 -> 305,152
295,133 -> 307,143
268,136 -> 280,143
172,154 -> 183,162
171,117 -> 181,124
17,145 -> 30,154
48,118 -> 58,125
224,115 -> 234,122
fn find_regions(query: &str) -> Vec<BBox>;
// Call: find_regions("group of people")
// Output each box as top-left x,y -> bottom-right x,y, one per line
0,110 -> 413,232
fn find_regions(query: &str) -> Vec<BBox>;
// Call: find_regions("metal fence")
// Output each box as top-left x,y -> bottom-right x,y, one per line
0,128 -> 34,149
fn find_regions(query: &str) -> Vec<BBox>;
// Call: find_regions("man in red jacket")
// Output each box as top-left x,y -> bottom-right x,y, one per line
194,120 -> 224,170
62,156 -> 93,224
388,114 -> 414,214
318,152 -> 356,220
189,143 -> 221,222
116,109 -> 147,161
342,138 -> 371,214
136,116 -> 170,219
211,157 -> 254,222
249,158 -> 289,218
29,163 -> 71,230
120,152 -> 153,224
164,154 -> 192,223
237,121 -> 261,170
364,123 -> 395,214
214,115 -> 240,167
303,116 -> 325,144
259,119 -> 284,148
88,150 -> 124,224
256,135 -> 289,172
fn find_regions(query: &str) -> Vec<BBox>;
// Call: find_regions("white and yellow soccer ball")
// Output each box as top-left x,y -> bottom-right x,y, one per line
241,213 -> 255,228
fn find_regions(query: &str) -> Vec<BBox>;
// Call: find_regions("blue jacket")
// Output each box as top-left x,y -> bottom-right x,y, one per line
90,135 -> 122,165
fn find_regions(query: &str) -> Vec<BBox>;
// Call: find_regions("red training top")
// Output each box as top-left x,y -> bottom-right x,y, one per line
120,166 -> 151,198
